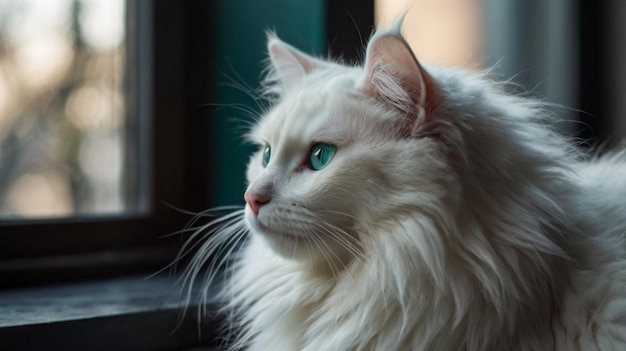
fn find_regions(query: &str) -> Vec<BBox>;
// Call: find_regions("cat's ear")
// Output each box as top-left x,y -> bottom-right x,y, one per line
363,31 -> 440,135
267,33 -> 319,90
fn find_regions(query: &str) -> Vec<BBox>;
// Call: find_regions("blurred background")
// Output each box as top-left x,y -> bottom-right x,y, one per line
1,0 -> 624,220
0,0 -> 127,218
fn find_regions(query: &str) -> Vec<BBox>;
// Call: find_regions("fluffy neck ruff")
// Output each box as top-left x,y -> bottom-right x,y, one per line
228,212 -> 566,351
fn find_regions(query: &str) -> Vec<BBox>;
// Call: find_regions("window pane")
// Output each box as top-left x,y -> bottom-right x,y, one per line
0,0 -> 131,218
375,0 -> 484,69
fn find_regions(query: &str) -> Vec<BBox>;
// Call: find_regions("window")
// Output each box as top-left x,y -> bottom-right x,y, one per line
0,3 -> 372,349
0,0 -> 373,289
376,0 -> 484,69
0,0 -> 130,218
0,0 -> 210,287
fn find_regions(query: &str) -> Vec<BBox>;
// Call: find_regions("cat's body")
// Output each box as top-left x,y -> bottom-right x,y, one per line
187,23 -> 626,350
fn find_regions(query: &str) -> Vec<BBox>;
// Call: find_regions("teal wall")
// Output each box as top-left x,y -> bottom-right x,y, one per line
209,1 -> 327,206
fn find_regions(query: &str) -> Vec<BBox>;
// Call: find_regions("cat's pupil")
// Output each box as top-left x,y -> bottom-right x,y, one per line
262,145 -> 271,167
309,143 -> 336,171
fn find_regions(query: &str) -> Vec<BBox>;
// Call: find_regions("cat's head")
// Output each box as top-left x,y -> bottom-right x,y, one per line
243,28 -> 455,271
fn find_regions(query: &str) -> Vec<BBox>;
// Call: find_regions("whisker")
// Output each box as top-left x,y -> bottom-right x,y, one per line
170,210 -> 245,275
315,220 -> 365,264
200,102 -> 262,122
182,214 -> 245,282
199,225 -> 248,318
170,208 -> 246,327
165,203 -> 243,218
312,232 -> 343,279
215,64 -> 272,113
202,223 -> 248,291
318,209 -> 360,222
305,227 -> 341,279
149,214 -> 241,279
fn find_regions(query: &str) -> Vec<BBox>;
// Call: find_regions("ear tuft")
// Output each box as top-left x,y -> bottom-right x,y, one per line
363,29 -> 439,136
266,34 -> 317,91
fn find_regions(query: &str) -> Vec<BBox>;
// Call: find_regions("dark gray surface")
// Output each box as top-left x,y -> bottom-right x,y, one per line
0,276 -> 221,350
0,276 -> 181,327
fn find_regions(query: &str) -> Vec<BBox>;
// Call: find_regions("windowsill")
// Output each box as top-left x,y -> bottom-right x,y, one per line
0,275 -> 220,350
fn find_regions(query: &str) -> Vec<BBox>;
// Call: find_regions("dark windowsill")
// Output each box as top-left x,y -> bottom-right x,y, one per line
0,275 -> 220,351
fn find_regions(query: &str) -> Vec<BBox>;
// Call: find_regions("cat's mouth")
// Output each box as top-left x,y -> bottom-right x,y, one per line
244,204 -> 362,267
244,209 -> 293,240
245,209 -> 315,260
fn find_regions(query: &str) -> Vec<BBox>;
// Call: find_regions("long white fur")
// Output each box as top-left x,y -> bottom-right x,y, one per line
186,24 -> 626,350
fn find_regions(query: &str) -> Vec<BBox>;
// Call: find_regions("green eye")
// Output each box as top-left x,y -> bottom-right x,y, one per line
262,144 -> 271,167
309,143 -> 336,171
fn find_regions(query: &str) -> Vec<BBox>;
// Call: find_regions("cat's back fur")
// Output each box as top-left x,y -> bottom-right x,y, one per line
191,24 -> 626,351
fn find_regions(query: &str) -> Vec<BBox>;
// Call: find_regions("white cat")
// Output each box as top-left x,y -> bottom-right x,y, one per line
184,22 -> 626,350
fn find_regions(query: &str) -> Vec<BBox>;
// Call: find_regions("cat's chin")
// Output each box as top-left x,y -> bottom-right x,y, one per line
244,208 -> 349,269
244,208 -> 304,258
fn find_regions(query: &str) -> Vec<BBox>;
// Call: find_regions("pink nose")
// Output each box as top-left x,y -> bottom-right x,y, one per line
244,192 -> 270,215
